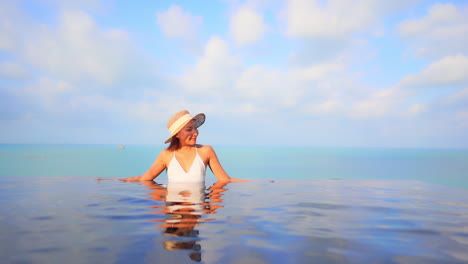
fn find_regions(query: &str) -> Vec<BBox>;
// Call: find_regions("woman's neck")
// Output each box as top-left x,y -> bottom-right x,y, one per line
177,144 -> 195,152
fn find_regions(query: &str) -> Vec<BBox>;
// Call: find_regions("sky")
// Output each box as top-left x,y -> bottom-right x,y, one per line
0,0 -> 467,148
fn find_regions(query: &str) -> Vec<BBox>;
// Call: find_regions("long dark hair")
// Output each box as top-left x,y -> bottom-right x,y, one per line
167,137 -> 180,151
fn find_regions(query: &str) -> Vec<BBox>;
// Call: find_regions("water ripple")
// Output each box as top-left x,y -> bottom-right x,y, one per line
2,178 -> 468,264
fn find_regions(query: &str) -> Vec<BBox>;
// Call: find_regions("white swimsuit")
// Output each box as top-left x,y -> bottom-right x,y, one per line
165,182 -> 206,215
167,147 -> 206,183
166,148 -> 206,215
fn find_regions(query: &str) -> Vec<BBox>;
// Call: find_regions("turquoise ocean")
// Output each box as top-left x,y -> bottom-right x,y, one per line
1,144 -> 468,263
1,144 -> 467,189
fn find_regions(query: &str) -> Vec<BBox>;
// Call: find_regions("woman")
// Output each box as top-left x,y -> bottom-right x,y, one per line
121,110 -> 246,183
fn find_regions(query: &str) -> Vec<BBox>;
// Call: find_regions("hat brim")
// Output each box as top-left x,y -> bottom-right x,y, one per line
164,113 -> 205,144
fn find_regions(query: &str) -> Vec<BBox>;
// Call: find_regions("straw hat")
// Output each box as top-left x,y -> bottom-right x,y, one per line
164,110 -> 205,144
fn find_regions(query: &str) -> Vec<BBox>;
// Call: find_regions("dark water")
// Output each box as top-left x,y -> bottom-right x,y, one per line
1,177 -> 467,264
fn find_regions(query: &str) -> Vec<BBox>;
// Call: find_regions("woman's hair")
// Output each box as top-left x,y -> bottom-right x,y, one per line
167,137 -> 180,151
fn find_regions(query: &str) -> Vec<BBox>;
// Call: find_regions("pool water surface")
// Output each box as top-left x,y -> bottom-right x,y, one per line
1,177 -> 467,263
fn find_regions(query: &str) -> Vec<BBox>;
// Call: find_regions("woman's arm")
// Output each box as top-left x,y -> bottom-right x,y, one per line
205,145 -> 248,182
120,150 -> 168,182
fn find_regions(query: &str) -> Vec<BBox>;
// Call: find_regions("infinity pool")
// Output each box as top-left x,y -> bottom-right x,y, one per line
1,177 -> 468,263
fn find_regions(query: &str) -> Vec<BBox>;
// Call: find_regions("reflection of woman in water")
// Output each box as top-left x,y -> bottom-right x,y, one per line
143,181 -> 229,262
120,110 -> 247,183
99,110 -> 246,261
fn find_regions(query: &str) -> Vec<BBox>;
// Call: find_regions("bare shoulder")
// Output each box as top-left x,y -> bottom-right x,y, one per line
197,145 -> 215,162
160,148 -> 173,156
158,149 -> 173,164
197,144 -> 214,153
160,148 -> 171,154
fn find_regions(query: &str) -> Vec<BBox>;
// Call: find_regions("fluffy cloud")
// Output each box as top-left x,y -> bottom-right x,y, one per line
0,7 -> 158,89
455,111 -> 468,127
304,99 -> 344,116
407,103 -> 427,116
235,65 -> 294,107
22,11 -> 143,86
284,0 -> 422,64
420,85 -> 468,128
230,7 -> 266,46
0,8 -> 153,87
347,54 -> 468,120
6,77 -> 76,114
0,2 -> 25,52
286,0 -> 418,39
400,54 -> 468,89
0,5 -> 162,133
0,62 -> 32,81
446,87 -> 468,105
398,3 -> 468,58
179,36 -> 242,94
178,33 -> 380,119
434,87 -> 468,114
290,61 -> 344,81
178,34 -> 356,117
348,87 -> 407,120
38,0 -> 107,11
156,5 -> 202,40
286,0 -> 377,39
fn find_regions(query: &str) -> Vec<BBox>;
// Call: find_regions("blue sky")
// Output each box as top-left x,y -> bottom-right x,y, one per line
0,0 -> 467,148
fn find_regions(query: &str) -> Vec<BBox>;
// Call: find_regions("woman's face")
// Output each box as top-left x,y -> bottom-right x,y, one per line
176,120 -> 198,146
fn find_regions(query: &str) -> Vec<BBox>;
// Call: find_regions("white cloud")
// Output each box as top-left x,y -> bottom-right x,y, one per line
4,76 -> 169,127
67,94 -> 158,125
236,103 -> 269,114
347,54 -> 468,120
285,0 -> 417,39
177,34 -> 370,120
179,36 -> 241,94
0,2 -> 26,52
347,86 -> 409,120
0,61 -> 32,81
398,3 -> 468,58
178,36 -> 362,117
453,111 -> 468,128
435,87 -> 468,113
447,87 -> 468,103
286,0 -> 376,39
230,7 -> 266,46
400,54 -> 468,88
284,0 -> 422,63
399,4 -> 462,35
348,98 -> 395,120
8,77 -> 76,112
14,10 -> 148,86
234,59 -> 351,111
284,0 -> 415,64
58,92 -> 171,127
290,61 -> 344,81
235,65 -> 296,107
305,99 -> 344,115
407,103 -> 427,116
286,0 -> 424,38
38,0 -> 107,12
156,5 -> 202,40
456,111 -> 468,122
131,89 -> 220,122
